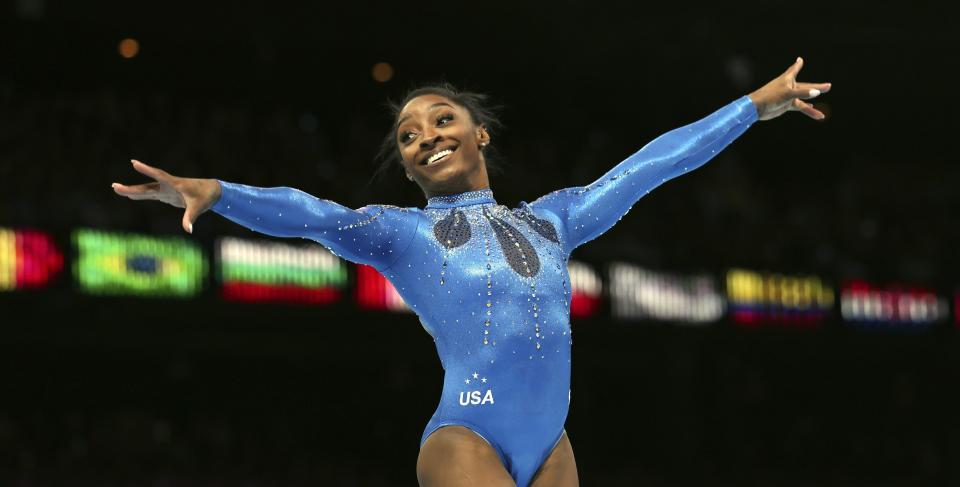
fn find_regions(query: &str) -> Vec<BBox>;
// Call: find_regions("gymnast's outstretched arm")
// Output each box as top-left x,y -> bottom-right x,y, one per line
112,160 -> 419,271
528,57 -> 830,254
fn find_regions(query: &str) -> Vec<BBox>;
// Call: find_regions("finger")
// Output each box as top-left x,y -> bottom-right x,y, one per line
785,56 -> 804,80
131,159 -> 174,184
793,82 -> 833,99
792,99 -> 825,120
182,208 -> 196,234
111,182 -> 161,200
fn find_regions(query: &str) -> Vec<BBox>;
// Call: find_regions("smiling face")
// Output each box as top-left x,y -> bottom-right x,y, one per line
395,94 -> 491,197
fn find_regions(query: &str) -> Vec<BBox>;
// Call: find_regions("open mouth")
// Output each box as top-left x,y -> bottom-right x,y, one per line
421,146 -> 458,167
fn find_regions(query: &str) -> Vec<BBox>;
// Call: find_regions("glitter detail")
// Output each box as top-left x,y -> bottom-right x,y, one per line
210,97 -> 759,458
483,206 -> 540,278
337,207 -> 385,231
425,188 -> 496,209
480,217 -> 495,346
513,206 -> 559,243
433,209 -> 471,249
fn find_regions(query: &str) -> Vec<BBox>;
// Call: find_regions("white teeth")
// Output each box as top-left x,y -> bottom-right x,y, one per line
427,149 -> 453,165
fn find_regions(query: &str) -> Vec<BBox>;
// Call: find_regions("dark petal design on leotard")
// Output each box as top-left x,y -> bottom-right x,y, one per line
484,208 -> 540,277
433,209 -> 472,249
512,207 -> 559,243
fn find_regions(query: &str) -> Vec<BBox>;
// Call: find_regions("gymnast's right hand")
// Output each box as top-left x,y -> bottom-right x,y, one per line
111,159 -> 221,234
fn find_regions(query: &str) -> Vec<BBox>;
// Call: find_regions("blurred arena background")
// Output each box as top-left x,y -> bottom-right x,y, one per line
1,0 -> 958,485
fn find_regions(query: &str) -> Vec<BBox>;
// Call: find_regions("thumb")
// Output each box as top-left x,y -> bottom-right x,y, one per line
182,208 -> 197,234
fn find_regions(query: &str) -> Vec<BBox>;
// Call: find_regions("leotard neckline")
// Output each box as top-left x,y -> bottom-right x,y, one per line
425,188 -> 497,209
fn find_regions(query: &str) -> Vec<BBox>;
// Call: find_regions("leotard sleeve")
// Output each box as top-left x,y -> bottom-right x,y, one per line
210,181 -> 420,272
528,95 -> 758,255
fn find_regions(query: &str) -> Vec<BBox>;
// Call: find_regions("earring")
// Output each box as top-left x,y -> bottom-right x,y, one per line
406,174 -> 414,181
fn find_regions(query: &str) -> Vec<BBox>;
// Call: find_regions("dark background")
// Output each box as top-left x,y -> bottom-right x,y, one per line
1,0 -> 958,485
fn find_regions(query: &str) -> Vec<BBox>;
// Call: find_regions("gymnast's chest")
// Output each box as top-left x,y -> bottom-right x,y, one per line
403,205 -> 570,302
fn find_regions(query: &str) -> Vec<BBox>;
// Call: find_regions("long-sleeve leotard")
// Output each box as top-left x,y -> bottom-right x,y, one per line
208,95 -> 758,487
210,95 -> 756,262
210,183 -> 420,272
526,95 -> 758,254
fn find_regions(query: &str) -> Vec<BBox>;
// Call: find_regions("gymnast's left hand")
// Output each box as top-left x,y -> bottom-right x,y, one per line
748,57 -> 831,121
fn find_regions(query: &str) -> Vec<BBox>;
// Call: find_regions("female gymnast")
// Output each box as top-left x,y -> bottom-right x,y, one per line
113,57 -> 830,486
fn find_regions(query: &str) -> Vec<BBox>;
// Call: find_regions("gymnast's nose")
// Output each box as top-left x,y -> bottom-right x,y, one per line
420,132 -> 441,150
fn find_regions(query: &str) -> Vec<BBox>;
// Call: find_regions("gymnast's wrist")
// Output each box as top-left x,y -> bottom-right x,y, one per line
746,92 -> 763,119
208,179 -> 226,212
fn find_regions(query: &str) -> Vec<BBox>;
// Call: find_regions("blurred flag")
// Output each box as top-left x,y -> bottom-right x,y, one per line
217,237 -> 347,304
726,268 -> 833,327
568,260 -> 601,319
355,264 -> 410,312
841,279 -> 947,330
73,229 -> 205,297
609,263 -> 723,324
0,227 -> 63,291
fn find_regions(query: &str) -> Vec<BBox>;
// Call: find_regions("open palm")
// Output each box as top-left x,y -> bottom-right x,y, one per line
749,57 -> 832,121
111,159 -> 220,234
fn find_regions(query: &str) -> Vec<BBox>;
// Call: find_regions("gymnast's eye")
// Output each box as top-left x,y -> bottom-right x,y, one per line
437,114 -> 454,126
399,131 -> 416,144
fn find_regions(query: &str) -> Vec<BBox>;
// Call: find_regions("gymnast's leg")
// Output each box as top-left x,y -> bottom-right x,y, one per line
417,426 -> 516,487
529,431 -> 579,487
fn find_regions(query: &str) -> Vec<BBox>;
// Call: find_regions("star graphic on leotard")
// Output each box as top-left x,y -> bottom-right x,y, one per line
472,372 -> 479,379
464,379 -> 470,384
481,377 -> 487,383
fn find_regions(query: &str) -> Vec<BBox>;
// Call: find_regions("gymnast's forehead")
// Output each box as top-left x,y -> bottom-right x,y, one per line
397,94 -> 461,127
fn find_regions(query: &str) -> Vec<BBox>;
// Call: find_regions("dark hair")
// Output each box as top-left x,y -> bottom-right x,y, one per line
372,82 -> 504,183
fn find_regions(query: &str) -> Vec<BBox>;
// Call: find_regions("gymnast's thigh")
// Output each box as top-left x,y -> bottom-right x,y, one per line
417,425 -> 516,487
529,431 -> 579,487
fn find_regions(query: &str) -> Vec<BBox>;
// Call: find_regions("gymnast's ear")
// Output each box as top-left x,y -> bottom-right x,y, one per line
476,125 -> 490,146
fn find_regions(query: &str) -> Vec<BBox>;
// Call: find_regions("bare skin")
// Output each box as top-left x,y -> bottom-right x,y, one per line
394,93 -> 491,198
111,160 -> 220,234
417,426 -> 578,487
112,57 -> 829,485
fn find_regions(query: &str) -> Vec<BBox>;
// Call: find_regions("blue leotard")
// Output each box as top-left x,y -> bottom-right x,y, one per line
211,95 -> 757,485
